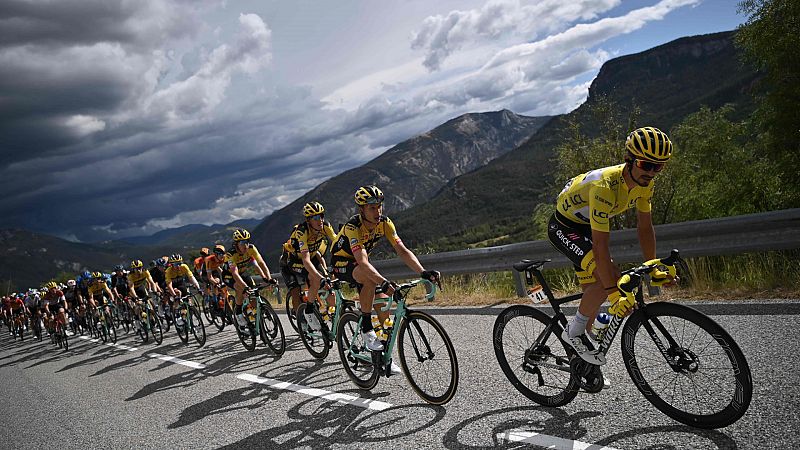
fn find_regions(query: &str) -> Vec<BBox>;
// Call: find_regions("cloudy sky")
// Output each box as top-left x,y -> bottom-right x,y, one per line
0,0 -> 745,242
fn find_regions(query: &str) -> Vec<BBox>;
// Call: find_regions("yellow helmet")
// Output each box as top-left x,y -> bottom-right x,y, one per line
303,202 -> 325,218
130,259 -> 143,269
625,127 -> 672,163
232,228 -> 251,242
200,247 -> 210,257
46,281 -> 58,290
91,271 -> 104,280
354,185 -> 384,206
168,254 -> 183,265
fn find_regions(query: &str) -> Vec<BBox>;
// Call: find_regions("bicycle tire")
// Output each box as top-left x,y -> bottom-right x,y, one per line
398,311 -> 459,405
236,304 -> 257,352
297,302 -> 330,359
138,318 -> 149,343
150,313 -> 163,345
106,311 -> 117,344
175,304 -> 189,344
285,290 -> 299,333
336,311 -> 379,390
61,326 -> 69,351
187,307 -> 206,347
622,302 -> 753,429
259,301 -> 286,355
120,304 -> 131,334
493,305 -> 579,407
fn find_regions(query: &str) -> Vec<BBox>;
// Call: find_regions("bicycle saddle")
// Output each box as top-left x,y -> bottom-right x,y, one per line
513,259 -> 550,272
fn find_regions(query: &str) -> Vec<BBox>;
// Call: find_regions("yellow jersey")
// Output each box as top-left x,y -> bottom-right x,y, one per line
165,263 -> 193,284
127,269 -> 154,288
282,221 -> 337,263
331,215 -> 401,260
225,244 -> 263,273
556,164 -> 654,233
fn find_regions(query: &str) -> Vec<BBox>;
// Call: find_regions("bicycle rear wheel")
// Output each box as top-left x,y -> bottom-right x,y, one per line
61,326 -> 69,351
259,301 -> 285,355
297,303 -> 330,359
175,305 -> 189,344
398,311 -> 459,405
336,311 -> 379,390
149,312 -> 163,345
189,307 -> 206,347
285,290 -> 299,333
622,302 -> 753,429
237,305 -> 257,352
493,305 -> 579,407
120,304 -> 131,334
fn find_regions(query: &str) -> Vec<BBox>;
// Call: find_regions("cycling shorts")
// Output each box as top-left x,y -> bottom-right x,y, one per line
547,213 -> 597,284
279,254 -> 324,290
330,257 -> 363,291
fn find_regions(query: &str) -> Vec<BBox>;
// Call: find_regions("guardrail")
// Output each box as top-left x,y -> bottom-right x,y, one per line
373,208 -> 800,295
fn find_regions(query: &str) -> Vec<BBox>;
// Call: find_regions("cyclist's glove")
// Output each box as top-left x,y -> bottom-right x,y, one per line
265,278 -> 279,286
607,288 -> 635,317
420,270 -> 441,282
649,264 -> 677,287
378,280 -> 396,294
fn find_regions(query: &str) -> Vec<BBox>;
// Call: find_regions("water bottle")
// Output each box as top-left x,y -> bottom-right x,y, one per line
383,317 -> 394,337
372,317 -> 386,340
591,312 -> 611,342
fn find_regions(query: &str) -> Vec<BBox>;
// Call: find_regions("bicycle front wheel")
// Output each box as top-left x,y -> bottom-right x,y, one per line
189,307 -> 206,347
104,311 -> 117,344
297,303 -> 330,359
398,311 -> 459,405
493,305 -> 579,407
285,291 -> 299,333
622,302 -> 753,429
259,302 -> 285,355
336,311 -> 379,390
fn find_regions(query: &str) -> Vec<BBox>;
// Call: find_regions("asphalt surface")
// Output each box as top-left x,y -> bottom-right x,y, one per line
1,301 -> 798,449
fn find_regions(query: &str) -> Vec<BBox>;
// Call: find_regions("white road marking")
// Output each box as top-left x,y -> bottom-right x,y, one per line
78,335 -> 138,351
237,373 -> 393,411
146,353 -> 206,369
498,430 -> 620,450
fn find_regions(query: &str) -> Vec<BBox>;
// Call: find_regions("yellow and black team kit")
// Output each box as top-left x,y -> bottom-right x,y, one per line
127,269 -> 154,298
165,263 -> 194,291
279,221 -> 337,290
548,163 -> 655,284
330,214 -> 402,288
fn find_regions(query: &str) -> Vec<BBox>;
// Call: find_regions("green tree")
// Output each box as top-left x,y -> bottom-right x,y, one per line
736,0 -> 800,181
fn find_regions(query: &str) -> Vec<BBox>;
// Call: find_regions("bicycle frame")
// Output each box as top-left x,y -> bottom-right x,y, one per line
242,284 -> 280,334
345,279 -> 436,371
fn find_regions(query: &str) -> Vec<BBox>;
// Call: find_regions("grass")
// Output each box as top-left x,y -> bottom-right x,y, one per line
405,250 -> 800,307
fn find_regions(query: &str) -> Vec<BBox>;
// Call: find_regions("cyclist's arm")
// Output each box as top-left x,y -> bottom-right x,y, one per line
187,272 -> 201,291
166,278 -> 177,297
230,263 -> 246,287
636,210 -> 656,261
390,240 -> 424,274
253,253 -> 271,280
353,248 -> 386,286
300,250 -> 324,283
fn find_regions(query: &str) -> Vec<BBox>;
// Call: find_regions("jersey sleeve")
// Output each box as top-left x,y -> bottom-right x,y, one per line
588,184 -> 614,232
295,228 -> 310,253
635,185 -> 654,213
382,217 -> 402,245
343,222 -> 362,253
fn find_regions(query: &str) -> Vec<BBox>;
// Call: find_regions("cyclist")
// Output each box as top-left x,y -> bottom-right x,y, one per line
87,271 -> 115,327
204,244 -> 229,313
165,254 -> 202,326
193,248 -> 210,279
150,258 -> 169,318
42,281 -> 68,335
226,228 -> 277,330
548,126 -> 675,365
330,185 -> 440,351
280,201 -> 337,330
74,270 -> 93,306
127,259 -> 159,331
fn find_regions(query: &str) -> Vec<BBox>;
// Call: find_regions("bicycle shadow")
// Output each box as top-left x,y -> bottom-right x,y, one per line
215,397 -> 446,449
441,405 -> 736,449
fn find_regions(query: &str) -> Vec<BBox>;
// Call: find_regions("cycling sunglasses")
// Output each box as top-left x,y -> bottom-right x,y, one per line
309,214 -> 324,221
634,159 -> 665,173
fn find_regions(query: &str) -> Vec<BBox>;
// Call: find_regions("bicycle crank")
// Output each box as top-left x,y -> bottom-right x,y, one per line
570,358 -> 604,394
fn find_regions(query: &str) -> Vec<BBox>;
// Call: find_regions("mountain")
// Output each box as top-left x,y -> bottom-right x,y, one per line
393,30 -> 759,248
115,218 -> 260,247
251,109 -> 551,261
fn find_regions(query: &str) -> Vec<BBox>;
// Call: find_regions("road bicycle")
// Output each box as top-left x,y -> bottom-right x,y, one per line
173,291 -> 206,347
50,313 -> 69,351
234,283 -> 285,355
295,279 -> 356,359
336,278 -> 459,405
493,249 -> 753,429
134,294 -> 163,345
202,283 -> 231,332
92,303 -> 117,344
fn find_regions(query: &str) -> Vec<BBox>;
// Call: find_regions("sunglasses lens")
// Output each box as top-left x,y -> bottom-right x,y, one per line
636,160 -> 664,172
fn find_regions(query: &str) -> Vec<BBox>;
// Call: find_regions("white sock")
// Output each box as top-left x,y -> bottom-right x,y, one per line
568,311 -> 590,338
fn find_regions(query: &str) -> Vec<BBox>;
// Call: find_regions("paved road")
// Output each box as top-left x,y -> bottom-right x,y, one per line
1,302 -> 797,449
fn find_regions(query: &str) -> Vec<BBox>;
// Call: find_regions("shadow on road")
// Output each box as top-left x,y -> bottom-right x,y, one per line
441,405 -> 737,449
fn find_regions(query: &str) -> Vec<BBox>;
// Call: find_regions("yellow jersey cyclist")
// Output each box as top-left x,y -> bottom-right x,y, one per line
226,228 -> 278,329
127,259 -> 160,331
330,185 -> 440,351
87,271 -> 115,325
548,126 -> 676,365
280,201 -> 337,330
165,254 -> 202,326
41,281 -> 68,335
